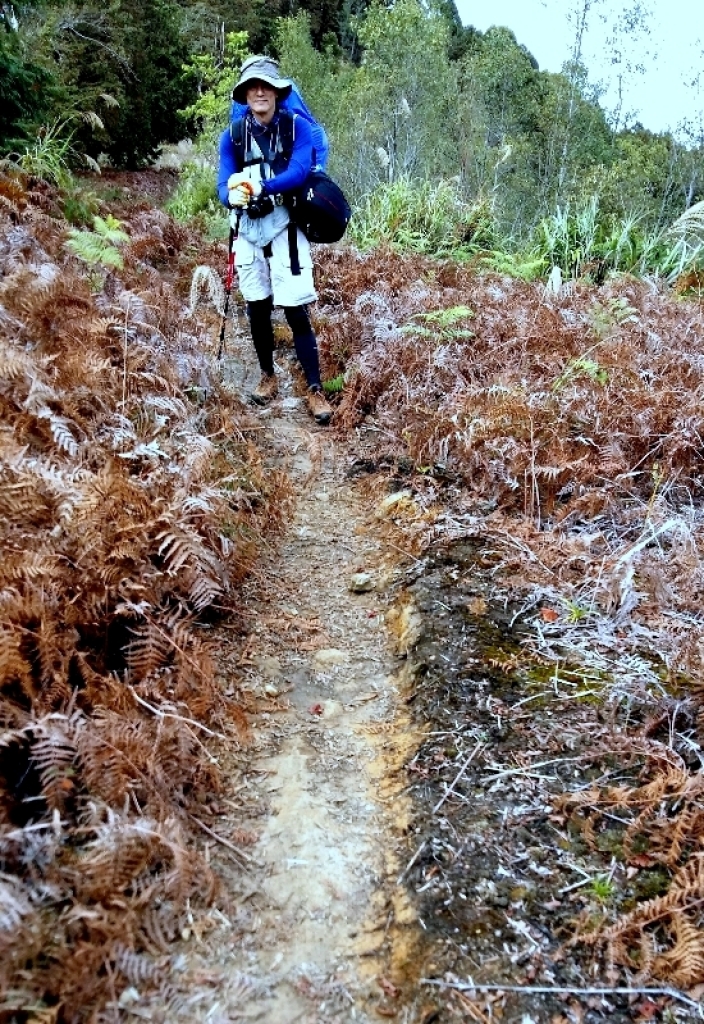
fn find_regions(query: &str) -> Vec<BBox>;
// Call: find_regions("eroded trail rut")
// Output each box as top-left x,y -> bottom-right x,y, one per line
199,359 -> 426,1023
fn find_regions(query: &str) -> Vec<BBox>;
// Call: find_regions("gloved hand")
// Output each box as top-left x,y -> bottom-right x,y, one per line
227,175 -> 262,208
228,183 -> 253,208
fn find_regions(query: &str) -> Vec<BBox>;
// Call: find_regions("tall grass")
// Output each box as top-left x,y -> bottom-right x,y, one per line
533,195 -> 704,285
349,176 -> 496,258
6,118 -> 76,187
165,161 -> 227,237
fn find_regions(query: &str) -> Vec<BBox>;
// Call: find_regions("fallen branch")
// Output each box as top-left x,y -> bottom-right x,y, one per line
433,742 -> 485,814
420,979 -> 701,1012
397,839 -> 427,885
129,686 -> 228,741
189,814 -> 257,867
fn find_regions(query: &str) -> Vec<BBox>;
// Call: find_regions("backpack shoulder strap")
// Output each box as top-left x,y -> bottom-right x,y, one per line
276,109 -> 296,157
230,112 -> 296,166
230,116 -> 248,167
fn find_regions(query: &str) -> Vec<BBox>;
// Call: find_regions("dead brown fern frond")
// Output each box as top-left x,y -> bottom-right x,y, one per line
652,913 -> 704,987
29,709 -> 82,811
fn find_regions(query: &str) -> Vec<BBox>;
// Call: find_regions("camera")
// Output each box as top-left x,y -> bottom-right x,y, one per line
247,195 -> 275,219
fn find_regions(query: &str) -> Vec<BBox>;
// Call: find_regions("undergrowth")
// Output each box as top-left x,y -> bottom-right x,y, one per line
314,244 -> 704,991
0,168 -> 290,1018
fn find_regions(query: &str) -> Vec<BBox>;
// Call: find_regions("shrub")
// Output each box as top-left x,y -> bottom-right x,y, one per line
349,176 -> 496,258
166,161 -> 225,234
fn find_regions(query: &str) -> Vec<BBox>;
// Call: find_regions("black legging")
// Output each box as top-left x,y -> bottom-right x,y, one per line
247,299 -> 322,390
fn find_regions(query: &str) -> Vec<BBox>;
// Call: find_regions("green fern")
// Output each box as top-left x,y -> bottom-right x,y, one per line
322,373 -> 345,395
481,249 -> 547,281
65,215 -> 129,270
553,355 -> 608,391
399,305 -> 475,342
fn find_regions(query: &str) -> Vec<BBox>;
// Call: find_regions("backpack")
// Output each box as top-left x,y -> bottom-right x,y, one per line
289,167 -> 352,244
230,110 -> 351,245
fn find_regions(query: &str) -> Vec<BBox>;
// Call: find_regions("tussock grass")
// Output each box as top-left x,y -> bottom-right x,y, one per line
349,176 -> 495,258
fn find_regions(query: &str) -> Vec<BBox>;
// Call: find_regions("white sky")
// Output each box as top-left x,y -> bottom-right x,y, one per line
453,0 -> 704,137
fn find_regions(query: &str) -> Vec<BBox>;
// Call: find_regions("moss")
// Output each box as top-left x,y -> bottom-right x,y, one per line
632,867 -> 671,901
595,828 -> 625,858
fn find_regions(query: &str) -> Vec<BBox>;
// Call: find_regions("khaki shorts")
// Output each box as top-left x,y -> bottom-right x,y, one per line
235,228 -> 317,307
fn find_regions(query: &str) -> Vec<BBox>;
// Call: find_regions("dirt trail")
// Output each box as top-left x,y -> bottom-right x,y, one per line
196,345 -> 428,1023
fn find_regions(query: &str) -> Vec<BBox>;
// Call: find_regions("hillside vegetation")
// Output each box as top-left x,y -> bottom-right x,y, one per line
313,246 -> 704,998
3,0 -> 704,262
0,168 -> 290,1015
2,1 -> 704,1020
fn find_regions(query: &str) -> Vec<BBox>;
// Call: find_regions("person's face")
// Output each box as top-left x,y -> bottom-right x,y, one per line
246,80 -> 277,124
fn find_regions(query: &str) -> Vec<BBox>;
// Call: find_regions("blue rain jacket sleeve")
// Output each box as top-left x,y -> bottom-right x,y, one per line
216,116 -> 314,208
217,127 -> 239,206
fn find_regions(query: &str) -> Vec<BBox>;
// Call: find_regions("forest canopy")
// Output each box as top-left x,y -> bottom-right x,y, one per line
1,0 -> 703,244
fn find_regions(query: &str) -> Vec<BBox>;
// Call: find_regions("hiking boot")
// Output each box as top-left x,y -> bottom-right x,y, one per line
307,388 -> 332,425
250,373 -> 278,405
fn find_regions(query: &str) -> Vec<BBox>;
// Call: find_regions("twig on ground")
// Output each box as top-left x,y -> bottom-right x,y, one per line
433,741 -> 485,814
386,540 -> 424,563
189,814 -> 257,868
129,686 -> 228,741
397,839 -> 427,885
483,753 -> 617,780
420,980 -> 702,1011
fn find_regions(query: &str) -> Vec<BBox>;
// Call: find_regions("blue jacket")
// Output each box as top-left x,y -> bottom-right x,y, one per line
216,111 -> 314,208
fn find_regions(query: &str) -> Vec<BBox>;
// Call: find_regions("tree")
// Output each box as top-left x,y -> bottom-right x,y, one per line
101,0 -> 195,167
0,28 -> 55,152
26,0 -> 197,168
537,62 -> 613,207
455,27 -> 546,235
351,0 -> 457,187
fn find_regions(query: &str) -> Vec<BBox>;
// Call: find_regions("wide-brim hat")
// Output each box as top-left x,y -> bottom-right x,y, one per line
232,56 -> 293,104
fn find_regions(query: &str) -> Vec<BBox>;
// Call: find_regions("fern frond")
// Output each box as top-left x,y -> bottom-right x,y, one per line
36,410 -> 80,458
0,346 -> 42,382
143,395 -> 187,419
652,914 -> 704,988
113,944 -> 169,986
0,875 -> 34,949
125,621 -> 174,681
30,712 -> 82,810
72,816 -> 163,900
94,214 -> 129,245
188,574 -> 224,612
189,265 -> 225,315
156,525 -> 227,582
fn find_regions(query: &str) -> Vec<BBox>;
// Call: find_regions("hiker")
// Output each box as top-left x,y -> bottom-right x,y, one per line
217,56 -> 332,425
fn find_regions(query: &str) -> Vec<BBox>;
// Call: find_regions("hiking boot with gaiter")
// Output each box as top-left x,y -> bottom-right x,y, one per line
307,388 -> 332,425
250,373 -> 279,405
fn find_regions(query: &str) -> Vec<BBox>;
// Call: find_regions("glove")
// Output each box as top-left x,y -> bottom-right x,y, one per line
227,174 -> 262,207
228,183 -> 253,208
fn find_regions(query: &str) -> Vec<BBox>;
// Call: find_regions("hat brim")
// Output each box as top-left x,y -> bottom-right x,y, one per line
232,74 -> 293,105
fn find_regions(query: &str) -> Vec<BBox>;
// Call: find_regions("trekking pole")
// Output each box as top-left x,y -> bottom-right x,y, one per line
217,180 -> 255,360
217,208 -> 241,361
